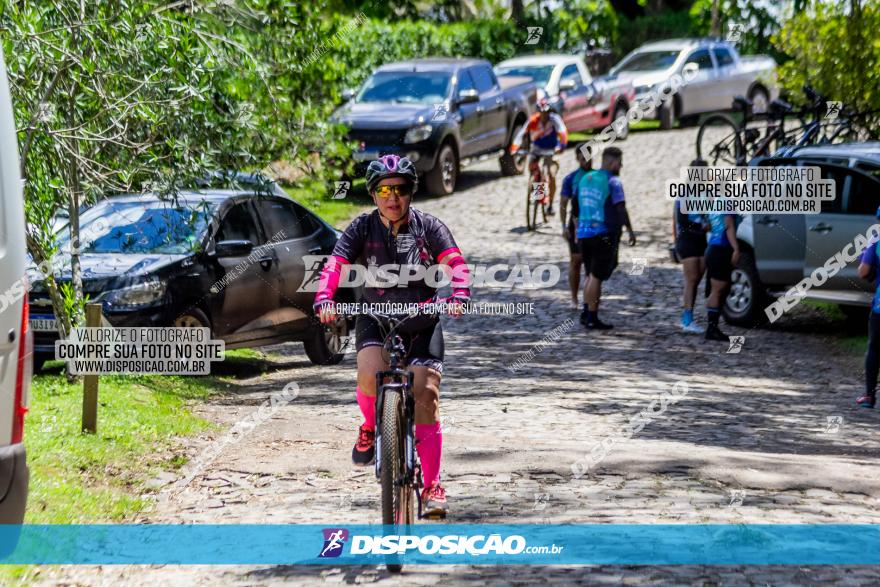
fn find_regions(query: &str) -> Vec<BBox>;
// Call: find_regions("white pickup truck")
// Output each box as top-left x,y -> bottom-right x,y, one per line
610,38 -> 778,129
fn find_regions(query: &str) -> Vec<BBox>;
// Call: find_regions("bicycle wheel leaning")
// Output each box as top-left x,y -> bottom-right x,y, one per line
697,113 -> 744,165
379,389 -> 413,573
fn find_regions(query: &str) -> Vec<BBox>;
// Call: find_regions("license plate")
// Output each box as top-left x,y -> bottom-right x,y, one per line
353,150 -> 380,162
30,315 -> 58,332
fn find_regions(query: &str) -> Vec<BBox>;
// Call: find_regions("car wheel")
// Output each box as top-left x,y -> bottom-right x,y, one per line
173,308 -> 211,330
303,318 -> 348,366
613,103 -> 629,140
840,305 -> 870,333
499,150 -> 525,176
34,352 -> 50,373
658,102 -> 676,130
749,86 -> 770,115
723,249 -> 768,327
425,143 -> 458,195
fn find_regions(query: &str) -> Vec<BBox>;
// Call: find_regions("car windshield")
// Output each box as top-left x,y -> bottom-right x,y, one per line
614,50 -> 681,72
494,65 -> 555,87
356,71 -> 451,104
56,198 -> 215,255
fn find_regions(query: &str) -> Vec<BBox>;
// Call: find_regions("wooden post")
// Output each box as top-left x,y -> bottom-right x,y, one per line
82,303 -> 102,434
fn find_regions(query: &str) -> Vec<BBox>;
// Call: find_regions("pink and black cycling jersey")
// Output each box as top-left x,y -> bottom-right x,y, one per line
315,208 -> 469,305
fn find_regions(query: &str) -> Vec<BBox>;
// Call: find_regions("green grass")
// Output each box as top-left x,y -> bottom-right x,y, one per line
23,369 -> 217,524
287,182 -> 372,229
1,369 -> 220,582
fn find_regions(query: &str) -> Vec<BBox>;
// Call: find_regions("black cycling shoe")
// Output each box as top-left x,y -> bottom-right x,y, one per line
546,205 -> 555,216
586,318 -> 614,330
579,312 -> 588,326
352,425 -> 375,466
705,324 -> 728,341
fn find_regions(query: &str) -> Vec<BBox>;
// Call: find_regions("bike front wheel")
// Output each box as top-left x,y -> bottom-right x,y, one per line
697,113 -> 744,165
380,390 -> 413,572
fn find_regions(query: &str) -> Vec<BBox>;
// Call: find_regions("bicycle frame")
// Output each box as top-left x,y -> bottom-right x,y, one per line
365,313 -> 424,519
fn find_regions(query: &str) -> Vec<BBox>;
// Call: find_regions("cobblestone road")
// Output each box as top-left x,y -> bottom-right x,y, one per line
42,128 -> 880,585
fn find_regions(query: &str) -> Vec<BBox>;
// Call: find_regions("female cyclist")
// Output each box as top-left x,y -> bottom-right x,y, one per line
313,155 -> 470,517
673,160 -> 710,333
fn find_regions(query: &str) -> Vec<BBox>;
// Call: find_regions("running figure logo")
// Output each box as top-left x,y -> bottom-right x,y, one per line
525,27 -> 543,45
628,257 -> 646,276
298,257 -> 326,292
727,336 -> 745,354
318,528 -> 349,558
726,23 -> 744,43
728,489 -> 746,507
825,101 -> 842,120
432,103 -> 448,121
332,181 -> 350,200
824,415 -> 843,434
531,182 -> 547,202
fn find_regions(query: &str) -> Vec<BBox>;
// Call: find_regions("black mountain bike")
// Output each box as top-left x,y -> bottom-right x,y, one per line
350,300 -> 449,572
513,148 -> 556,231
696,85 -> 869,165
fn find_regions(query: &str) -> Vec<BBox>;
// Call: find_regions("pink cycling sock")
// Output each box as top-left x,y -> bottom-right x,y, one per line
356,387 -> 376,431
415,422 -> 443,488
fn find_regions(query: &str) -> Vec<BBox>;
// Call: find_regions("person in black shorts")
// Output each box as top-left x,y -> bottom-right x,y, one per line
673,160 -> 709,333
314,155 -> 470,517
703,212 -> 740,341
559,143 -> 592,309
572,146 -> 636,330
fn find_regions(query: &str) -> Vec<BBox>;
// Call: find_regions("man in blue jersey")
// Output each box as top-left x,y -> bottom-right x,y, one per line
856,208 -> 880,409
703,212 -> 740,341
571,147 -> 636,330
559,144 -> 592,309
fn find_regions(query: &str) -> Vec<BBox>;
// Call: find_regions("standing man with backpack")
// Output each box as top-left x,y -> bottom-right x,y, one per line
572,146 -> 636,330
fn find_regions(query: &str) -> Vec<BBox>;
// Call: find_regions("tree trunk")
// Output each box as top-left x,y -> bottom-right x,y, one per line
711,0 -> 720,37
511,0 -> 524,23
26,234 -> 73,340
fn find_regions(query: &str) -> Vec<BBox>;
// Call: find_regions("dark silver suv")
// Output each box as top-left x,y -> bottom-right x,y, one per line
725,142 -> 880,325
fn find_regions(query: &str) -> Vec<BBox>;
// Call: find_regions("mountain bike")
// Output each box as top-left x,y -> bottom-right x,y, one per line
514,148 -> 557,231
349,298 -> 453,572
696,85 -> 871,165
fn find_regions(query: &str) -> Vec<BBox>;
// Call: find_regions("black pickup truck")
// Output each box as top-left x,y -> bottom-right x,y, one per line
331,58 -> 538,195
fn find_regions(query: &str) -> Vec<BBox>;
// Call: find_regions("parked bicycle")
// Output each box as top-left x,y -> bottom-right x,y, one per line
696,85 -> 874,165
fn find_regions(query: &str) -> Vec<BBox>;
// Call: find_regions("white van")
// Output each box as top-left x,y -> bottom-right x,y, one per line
0,48 -> 30,525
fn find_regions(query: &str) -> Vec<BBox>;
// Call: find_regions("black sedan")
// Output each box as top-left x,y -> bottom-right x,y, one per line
29,188 -> 352,370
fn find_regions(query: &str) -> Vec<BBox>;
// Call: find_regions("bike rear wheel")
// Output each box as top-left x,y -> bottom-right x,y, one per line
525,184 -> 534,230
530,198 -> 543,230
697,113 -> 744,165
380,390 -> 413,572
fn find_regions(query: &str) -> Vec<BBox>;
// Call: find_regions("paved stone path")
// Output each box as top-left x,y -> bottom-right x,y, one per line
41,128 -> 880,585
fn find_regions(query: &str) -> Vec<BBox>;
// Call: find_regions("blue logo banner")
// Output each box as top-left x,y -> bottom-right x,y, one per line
2,525 -> 879,565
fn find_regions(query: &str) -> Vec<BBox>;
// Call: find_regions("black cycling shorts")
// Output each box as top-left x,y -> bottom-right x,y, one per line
354,314 -> 444,374
705,244 -> 734,281
676,232 -> 707,260
579,234 -> 617,281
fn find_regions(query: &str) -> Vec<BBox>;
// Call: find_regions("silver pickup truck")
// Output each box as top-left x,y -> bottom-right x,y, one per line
610,38 -> 778,129
725,143 -> 880,326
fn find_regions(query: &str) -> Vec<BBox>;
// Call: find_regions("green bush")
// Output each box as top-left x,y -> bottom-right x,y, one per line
773,1 -> 880,112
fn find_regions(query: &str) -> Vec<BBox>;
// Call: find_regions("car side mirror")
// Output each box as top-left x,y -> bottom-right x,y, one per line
341,88 -> 356,102
558,79 -> 576,92
214,240 -> 253,258
457,89 -> 479,104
